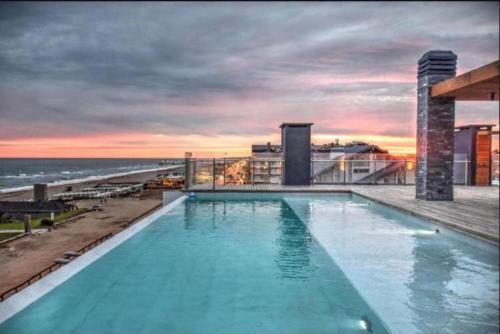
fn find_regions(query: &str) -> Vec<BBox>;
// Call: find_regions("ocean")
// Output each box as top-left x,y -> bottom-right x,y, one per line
0,158 -> 182,192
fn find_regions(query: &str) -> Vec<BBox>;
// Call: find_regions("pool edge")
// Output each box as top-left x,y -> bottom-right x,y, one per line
188,189 -> 499,245
0,195 -> 188,325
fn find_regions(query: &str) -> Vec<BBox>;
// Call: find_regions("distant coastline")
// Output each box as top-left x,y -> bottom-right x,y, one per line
0,158 -> 183,193
0,165 -> 180,194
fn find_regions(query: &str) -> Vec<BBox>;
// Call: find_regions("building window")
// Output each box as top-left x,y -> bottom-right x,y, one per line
353,168 -> 370,174
353,161 -> 370,167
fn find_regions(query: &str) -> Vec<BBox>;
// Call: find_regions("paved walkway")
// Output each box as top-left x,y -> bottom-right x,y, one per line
0,229 -> 44,233
187,184 -> 499,243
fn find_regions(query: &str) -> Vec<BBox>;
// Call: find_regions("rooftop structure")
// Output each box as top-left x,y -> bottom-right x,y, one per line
251,143 -> 282,153
0,200 -> 71,214
281,123 -> 313,185
416,51 -> 499,200
454,124 -> 496,186
279,122 -> 314,128
251,142 -> 388,155
52,183 -> 143,200
251,141 -> 394,184
33,184 -> 48,203
431,60 -> 499,101
0,199 -> 76,221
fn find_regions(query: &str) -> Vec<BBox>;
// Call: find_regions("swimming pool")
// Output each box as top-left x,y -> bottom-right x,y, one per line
0,193 -> 498,334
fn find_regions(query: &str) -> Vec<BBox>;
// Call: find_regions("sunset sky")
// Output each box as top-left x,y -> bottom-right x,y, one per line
0,2 -> 498,158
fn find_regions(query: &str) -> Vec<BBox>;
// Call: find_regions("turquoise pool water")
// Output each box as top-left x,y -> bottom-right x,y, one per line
0,193 -> 498,334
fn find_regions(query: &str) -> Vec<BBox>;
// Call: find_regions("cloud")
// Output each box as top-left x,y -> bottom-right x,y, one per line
0,2 -> 498,155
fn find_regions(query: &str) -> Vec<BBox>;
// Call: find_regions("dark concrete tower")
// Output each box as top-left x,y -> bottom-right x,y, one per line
416,51 -> 457,200
34,183 -> 48,202
280,123 -> 313,186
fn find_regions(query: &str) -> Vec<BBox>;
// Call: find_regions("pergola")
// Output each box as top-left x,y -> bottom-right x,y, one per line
416,52 -> 499,201
431,60 -> 499,101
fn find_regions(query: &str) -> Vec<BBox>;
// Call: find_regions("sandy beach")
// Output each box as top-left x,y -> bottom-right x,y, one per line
0,169 -> 181,294
0,167 -> 179,201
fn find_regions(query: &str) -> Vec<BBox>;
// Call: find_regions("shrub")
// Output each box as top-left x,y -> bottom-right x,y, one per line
40,219 -> 54,227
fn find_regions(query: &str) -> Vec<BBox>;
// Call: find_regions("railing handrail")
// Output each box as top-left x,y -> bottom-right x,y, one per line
184,157 -> 474,163
312,159 -> 471,163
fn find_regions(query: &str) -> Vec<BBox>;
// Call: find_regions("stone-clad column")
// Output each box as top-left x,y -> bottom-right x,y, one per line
416,51 -> 457,200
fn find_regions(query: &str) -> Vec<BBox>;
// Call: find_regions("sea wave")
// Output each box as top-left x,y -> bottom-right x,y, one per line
3,173 -> 47,179
0,165 -> 181,194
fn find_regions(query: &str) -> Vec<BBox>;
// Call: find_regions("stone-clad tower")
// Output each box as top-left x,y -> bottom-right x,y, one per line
416,51 -> 457,200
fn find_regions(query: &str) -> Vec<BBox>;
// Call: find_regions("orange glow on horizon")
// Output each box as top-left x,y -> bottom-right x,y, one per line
0,132 -> 417,158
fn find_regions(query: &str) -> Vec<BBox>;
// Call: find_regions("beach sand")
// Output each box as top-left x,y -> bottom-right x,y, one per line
0,168 -> 174,201
0,170 -> 180,295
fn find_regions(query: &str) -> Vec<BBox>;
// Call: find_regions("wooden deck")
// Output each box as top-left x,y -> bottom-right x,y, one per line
187,184 -> 499,243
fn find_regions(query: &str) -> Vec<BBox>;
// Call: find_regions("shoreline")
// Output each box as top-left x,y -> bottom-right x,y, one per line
0,165 -> 183,294
0,165 -> 183,201
0,165 -> 182,195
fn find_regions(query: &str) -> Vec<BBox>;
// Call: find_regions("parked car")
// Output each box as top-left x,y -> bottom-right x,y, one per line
92,205 -> 104,212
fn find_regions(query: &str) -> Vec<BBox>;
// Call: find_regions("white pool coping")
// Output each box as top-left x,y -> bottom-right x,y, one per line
0,195 -> 187,324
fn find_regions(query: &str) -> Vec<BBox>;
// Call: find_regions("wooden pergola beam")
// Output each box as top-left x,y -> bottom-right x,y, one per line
431,60 -> 499,100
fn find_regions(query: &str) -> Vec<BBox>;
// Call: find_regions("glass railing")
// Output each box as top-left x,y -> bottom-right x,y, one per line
311,159 -> 412,185
184,156 -> 478,189
492,159 -> 500,186
311,159 -> 471,185
185,158 -> 262,189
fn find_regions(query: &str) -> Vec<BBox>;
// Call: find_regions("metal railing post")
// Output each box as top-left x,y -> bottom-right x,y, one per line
404,160 -> 407,185
193,159 -> 197,185
212,158 -> 216,190
311,160 -> 314,185
251,158 -> 255,185
350,160 -> 353,184
184,158 -> 189,190
268,160 -> 271,182
223,158 -> 226,185
343,160 -> 346,185
464,159 -> 469,185
281,158 -> 284,185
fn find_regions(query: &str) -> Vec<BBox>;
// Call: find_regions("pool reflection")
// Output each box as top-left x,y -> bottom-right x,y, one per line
275,200 -> 314,280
